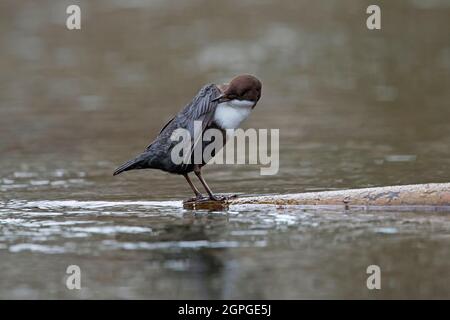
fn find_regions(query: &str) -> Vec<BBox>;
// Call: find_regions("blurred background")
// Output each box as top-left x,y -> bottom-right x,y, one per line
0,0 -> 449,299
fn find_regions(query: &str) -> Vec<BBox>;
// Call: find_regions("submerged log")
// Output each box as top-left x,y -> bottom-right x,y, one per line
229,183 -> 450,208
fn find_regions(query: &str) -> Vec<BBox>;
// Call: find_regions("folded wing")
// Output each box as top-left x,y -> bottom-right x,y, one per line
146,84 -> 221,153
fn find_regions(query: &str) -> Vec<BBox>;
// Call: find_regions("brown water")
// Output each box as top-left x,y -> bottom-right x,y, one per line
0,0 -> 449,299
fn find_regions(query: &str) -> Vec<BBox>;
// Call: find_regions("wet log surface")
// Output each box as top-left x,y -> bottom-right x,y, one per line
230,183 -> 450,207
183,183 -> 450,210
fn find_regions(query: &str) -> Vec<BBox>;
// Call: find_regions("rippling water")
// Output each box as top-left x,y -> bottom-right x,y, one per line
0,0 -> 449,299
2,198 -> 450,299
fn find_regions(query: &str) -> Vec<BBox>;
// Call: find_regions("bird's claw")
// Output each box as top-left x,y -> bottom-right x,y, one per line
185,194 -> 238,204
185,194 -> 207,202
209,194 -> 238,201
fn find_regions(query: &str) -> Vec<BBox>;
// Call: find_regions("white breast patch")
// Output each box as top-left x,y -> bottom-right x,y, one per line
213,100 -> 254,129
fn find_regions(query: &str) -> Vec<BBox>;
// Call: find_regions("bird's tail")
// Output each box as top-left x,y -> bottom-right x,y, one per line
113,153 -> 147,176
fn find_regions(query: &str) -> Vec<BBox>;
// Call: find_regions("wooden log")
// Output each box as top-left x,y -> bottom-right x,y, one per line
229,183 -> 450,208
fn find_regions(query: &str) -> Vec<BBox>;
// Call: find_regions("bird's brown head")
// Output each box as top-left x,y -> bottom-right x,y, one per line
213,74 -> 262,106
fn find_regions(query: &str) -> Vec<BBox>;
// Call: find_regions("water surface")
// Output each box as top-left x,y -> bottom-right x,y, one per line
0,0 -> 449,299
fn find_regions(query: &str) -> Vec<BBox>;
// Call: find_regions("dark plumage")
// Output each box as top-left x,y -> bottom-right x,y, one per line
113,74 -> 262,200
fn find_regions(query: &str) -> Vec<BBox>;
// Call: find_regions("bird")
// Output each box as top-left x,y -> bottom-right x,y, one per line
113,74 -> 262,201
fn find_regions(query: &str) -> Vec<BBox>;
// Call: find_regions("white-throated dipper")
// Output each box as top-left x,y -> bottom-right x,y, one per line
113,74 -> 262,201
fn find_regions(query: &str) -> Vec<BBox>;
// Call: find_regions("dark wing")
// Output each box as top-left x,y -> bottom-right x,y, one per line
177,84 -> 221,135
146,84 -> 221,151
176,84 -> 221,163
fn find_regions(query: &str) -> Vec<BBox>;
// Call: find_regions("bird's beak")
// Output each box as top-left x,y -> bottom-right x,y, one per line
212,94 -> 230,103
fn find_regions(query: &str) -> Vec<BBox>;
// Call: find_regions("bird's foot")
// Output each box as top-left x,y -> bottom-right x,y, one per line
208,194 -> 238,202
183,194 -> 238,209
185,194 -> 208,203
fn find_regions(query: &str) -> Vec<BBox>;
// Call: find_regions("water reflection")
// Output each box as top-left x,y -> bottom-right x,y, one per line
0,0 -> 449,299
1,198 -> 450,298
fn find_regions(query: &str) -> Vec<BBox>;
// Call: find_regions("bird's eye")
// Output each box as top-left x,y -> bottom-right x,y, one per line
241,89 -> 250,98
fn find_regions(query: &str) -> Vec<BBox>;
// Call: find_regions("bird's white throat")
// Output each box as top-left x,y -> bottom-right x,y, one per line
213,99 -> 254,129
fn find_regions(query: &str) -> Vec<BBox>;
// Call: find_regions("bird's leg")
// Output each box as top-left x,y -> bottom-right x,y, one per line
183,173 -> 203,200
193,165 -> 223,201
